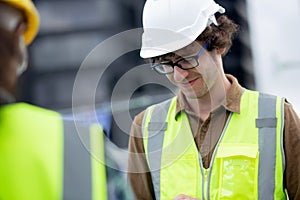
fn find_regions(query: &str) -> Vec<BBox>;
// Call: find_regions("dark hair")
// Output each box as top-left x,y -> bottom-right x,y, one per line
197,15 -> 239,56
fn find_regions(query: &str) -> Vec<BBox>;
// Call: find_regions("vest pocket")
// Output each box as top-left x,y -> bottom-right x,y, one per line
215,145 -> 258,200
161,153 -> 200,199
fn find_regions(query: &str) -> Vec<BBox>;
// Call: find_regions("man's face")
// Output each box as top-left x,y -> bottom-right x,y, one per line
155,41 -> 220,99
0,2 -> 28,93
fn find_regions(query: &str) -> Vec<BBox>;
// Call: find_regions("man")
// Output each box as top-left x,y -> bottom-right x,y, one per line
128,0 -> 300,199
0,1 -> 133,199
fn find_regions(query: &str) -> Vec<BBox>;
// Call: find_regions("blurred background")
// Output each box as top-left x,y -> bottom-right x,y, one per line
17,0 -> 300,149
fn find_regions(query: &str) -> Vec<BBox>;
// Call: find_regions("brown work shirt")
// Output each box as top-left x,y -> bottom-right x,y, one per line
128,74 -> 300,200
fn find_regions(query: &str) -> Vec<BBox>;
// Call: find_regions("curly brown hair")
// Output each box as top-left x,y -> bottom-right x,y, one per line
148,15 -> 239,62
197,15 -> 239,56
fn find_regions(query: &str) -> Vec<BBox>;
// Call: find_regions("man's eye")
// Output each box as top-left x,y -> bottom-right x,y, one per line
160,61 -> 172,65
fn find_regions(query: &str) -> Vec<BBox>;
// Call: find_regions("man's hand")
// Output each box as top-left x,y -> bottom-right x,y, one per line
173,194 -> 200,200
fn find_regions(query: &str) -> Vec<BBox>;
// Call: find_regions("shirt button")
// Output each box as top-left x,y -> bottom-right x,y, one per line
202,126 -> 208,132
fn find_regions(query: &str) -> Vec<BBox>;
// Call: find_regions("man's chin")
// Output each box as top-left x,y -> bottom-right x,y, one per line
183,91 -> 202,99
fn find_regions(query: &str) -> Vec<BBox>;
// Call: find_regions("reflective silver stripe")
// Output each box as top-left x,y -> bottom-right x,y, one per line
63,120 -> 92,200
280,98 -> 286,179
257,93 -> 277,200
256,118 -> 277,128
147,99 -> 172,200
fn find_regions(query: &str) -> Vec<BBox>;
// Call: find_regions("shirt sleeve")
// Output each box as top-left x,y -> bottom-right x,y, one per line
127,110 -> 156,200
284,101 -> 300,199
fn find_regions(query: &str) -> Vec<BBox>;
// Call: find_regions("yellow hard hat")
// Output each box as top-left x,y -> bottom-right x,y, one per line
2,0 -> 40,45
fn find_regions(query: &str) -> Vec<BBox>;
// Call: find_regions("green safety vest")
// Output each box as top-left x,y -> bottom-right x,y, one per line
0,103 -> 107,200
142,89 -> 287,200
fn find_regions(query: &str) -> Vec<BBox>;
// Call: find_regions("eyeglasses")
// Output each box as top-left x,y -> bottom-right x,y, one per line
151,42 -> 209,74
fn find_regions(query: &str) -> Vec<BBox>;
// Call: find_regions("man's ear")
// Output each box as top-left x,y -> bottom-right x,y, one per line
216,47 -> 226,55
14,21 -> 27,36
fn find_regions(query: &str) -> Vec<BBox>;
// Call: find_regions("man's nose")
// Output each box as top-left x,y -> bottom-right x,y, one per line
173,65 -> 189,82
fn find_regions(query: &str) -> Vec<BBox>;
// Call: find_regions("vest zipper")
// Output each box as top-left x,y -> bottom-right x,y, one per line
204,168 -> 209,200
205,113 -> 233,200
199,157 -> 210,200
198,155 -> 206,200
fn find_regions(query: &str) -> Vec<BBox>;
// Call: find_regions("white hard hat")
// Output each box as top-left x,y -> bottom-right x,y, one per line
140,0 -> 225,58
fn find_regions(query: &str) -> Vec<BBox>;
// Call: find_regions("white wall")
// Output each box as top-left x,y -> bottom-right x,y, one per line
247,0 -> 300,114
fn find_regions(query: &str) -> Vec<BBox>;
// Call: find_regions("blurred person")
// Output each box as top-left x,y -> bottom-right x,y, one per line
0,0 -> 133,199
128,0 -> 300,199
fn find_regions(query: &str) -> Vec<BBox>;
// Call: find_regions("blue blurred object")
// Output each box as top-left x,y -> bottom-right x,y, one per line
62,108 -> 112,138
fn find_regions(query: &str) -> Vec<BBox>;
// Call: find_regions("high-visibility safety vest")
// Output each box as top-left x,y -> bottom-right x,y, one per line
142,89 -> 287,200
0,103 -> 107,200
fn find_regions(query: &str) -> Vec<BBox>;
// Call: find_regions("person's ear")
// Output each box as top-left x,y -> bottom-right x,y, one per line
216,47 -> 226,55
14,21 -> 26,36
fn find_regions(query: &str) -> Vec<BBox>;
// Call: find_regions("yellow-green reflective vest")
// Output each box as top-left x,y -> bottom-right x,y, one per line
142,89 -> 287,200
0,103 -> 107,200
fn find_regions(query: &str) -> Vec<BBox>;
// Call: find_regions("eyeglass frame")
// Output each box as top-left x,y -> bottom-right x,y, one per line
151,41 -> 209,74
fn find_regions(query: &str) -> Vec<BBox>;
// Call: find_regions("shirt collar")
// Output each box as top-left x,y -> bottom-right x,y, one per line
175,74 -> 243,118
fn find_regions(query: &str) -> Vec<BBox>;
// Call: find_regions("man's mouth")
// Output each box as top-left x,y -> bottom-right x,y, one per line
180,78 -> 198,88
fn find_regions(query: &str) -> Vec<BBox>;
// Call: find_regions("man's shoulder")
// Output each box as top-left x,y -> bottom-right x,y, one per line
133,97 -> 176,126
133,109 -> 147,127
